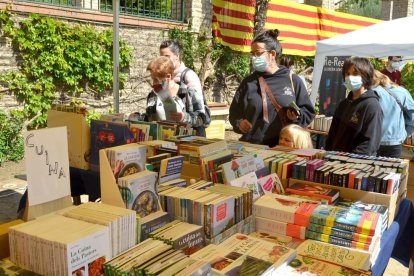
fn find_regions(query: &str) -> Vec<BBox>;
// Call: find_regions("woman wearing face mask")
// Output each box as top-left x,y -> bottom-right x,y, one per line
145,57 -> 207,133
325,57 -> 383,156
145,56 -> 185,122
229,29 -> 315,147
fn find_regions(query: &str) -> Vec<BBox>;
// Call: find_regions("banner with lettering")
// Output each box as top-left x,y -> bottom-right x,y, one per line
319,56 -> 349,116
24,127 -> 71,206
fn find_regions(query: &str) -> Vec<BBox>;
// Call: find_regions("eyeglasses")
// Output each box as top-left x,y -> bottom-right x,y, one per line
250,51 -> 268,57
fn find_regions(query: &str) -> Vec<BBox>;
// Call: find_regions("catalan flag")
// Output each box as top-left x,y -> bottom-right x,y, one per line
212,0 -> 381,56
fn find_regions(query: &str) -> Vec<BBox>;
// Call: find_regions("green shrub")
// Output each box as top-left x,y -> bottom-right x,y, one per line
0,109 -> 25,165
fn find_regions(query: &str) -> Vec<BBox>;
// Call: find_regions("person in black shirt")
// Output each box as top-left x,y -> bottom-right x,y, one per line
325,57 -> 383,156
229,29 -> 315,147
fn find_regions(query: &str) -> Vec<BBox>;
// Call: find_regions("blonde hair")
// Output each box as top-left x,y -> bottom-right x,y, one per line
280,124 -> 313,149
372,70 -> 397,88
146,56 -> 174,78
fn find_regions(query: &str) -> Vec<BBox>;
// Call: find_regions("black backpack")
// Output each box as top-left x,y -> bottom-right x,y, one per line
178,68 -> 211,128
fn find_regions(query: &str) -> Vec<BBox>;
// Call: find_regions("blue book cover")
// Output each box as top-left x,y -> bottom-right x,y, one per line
90,120 -> 135,171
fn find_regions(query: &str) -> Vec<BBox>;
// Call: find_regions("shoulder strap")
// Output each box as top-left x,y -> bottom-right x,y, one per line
289,72 -> 296,96
180,68 -> 191,85
258,76 -> 287,126
384,87 -> 405,115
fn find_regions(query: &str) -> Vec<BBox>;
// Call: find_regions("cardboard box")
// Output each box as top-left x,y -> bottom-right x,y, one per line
47,110 -> 90,170
0,220 -> 24,259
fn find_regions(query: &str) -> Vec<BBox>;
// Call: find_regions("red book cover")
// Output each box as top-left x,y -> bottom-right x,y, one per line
286,183 -> 339,204
294,203 -> 318,227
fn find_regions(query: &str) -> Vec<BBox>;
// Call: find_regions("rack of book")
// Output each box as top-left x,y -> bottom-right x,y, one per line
2,125 -> 412,276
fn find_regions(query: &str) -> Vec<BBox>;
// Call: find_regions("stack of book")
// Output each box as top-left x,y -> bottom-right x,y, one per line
149,220 -> 205,254
128,121 -> 159,141
103,239 -> 182,275
253,194 -> 319,239
178,139 -> 227,166
158,186 -> 236,239
117,170 -> 159,217
308,114 -> 333,132
296,239 -> 380,272
59,202 -> 136,258
136,210 -> 170,244
138,140 -> 176,158
106,143 -> 147,181
158,121 -> 196,139
306,204 -> 381,251
190,233 -> 296,275
277,255 -> 370,275
9,215 -> 110,276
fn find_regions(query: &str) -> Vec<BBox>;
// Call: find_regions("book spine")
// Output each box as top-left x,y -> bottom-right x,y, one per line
305,229 -> 371,251
253,204 -> 295,223
307,223 -> 373,244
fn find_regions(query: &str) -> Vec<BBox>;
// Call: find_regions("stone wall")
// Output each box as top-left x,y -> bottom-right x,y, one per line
381,0 -> 413,20
0,0 -> 211,117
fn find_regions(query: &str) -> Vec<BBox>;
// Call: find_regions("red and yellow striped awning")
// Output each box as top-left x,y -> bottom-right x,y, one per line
212,0 -> 381,56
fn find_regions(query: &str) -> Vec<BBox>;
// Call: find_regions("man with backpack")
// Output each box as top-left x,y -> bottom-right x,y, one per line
159,40 -> 210,137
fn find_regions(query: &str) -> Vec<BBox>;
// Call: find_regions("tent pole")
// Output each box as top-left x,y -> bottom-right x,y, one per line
113,0 -> 120,113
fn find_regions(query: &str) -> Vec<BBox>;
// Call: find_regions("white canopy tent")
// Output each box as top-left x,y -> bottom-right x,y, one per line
311,16 -> 414,105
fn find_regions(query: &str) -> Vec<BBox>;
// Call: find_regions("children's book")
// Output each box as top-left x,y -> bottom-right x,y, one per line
286,182 -> 339,204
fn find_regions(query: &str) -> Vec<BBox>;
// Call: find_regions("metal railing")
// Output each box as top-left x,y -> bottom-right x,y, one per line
16,0 -> 185,22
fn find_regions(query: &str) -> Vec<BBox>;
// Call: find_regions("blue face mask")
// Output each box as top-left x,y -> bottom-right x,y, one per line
344,75 -> 363,91
252,56 -> 268,72
391,62 -> 400,70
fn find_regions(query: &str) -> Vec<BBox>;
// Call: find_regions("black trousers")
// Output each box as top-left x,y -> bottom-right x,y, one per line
377,144 -> 402,158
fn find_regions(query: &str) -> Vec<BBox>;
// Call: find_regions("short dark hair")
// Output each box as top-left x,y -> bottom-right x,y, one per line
160,40 -> 182,58
252,29 -> 283,59
342,57 -> 374,89
280,55 -> 294,68
388,56 -> 402,60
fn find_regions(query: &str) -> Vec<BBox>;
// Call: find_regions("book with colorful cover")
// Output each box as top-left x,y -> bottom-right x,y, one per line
309,205 -> 381,236
305,229 -> 375,251
229,172 -> 263,200
221,154 -> 257,183
278,255 -> 370,276
158,155 -> 185,184
118,170 -> 159,217
204,196 -> 235,239
296,239 -> 378,271
191,233 -> 296,275
257,173 -> 284,194
306,222 -> 374,244
286,182 -> 340,204
90,120 -> 135,171
106,143 -> 147,181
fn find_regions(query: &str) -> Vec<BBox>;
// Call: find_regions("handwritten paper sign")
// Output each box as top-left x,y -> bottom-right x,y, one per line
24,127 -> 71,206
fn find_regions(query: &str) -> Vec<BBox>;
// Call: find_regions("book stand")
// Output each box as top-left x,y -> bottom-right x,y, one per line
99,149 -> 125,208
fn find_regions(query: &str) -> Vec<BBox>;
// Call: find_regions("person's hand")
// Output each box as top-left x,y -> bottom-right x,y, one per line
170,112 -> 185,122
287,109 -> 300,121
112,160 -> 124,177
239,119 -> 252,133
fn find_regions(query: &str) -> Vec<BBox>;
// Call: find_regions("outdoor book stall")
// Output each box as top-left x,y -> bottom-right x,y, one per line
1,107 -> 413,276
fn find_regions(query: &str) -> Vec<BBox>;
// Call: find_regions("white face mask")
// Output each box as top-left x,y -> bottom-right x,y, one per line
344,75 -> 363,91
